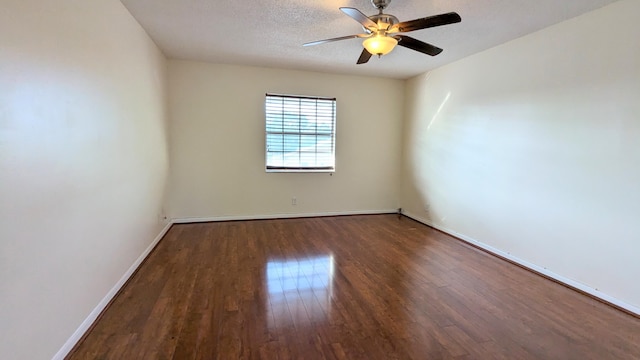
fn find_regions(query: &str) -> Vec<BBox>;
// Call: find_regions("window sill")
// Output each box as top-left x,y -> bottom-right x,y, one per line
266,168 -> 335,174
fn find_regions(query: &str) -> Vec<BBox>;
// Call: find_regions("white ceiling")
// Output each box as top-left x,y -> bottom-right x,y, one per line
121,0 -> 620,79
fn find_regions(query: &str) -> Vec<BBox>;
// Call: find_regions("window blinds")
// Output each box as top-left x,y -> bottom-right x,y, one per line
265,94 -> 336,171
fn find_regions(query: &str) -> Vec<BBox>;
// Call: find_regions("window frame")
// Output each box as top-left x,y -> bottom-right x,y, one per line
264,93 -> 337,173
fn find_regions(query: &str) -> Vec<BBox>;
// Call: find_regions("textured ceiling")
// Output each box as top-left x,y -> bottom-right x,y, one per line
121,0 -> 620,79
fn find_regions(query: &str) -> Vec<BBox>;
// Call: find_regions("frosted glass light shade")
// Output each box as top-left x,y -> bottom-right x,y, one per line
363,35 -> 398,55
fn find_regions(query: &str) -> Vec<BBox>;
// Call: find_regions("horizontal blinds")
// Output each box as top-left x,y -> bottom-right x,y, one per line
265,93 -> 336,171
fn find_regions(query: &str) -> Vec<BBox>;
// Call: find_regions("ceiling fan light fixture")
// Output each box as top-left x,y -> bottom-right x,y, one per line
363,35 -> 397,56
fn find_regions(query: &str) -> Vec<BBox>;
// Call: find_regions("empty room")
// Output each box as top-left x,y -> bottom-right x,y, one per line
1,0 -> 639,359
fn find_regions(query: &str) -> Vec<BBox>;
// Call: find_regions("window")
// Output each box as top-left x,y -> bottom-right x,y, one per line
265,93 -> 336,172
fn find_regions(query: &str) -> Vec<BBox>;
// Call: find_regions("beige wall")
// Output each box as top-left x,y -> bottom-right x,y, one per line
0,1 -> 169,359
401,0 -> 640,310
168,61 -> 404,220
3,0 -> 638,358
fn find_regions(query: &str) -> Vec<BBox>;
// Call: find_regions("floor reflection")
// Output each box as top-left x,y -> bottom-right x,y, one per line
266,255 -> 334,329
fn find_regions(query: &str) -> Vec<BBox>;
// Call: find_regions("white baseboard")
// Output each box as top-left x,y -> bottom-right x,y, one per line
55,208 -> 637,360
402,210 -> 640,317
52,221 -> 173,360
172,209 -> 398,224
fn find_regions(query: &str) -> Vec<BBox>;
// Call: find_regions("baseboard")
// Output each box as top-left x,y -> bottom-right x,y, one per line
54,209 -> 637,359
401,210 -> 640,317
52,221 -> 173,360
172,209 -> 398,224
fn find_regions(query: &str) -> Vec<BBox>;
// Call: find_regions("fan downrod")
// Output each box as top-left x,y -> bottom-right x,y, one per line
371,0 -> 391,11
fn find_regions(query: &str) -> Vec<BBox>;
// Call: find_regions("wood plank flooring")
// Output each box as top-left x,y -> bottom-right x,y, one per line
68,215 -> 640,359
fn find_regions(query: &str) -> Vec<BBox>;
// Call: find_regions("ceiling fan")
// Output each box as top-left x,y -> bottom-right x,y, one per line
303,0 -> 461,64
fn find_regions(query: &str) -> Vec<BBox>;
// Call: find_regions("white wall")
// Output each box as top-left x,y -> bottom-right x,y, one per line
401,0 -> 640,311
168,61 -> 403,220
0,1 -> 169,359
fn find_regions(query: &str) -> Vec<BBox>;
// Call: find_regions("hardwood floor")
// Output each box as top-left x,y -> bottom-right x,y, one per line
68,215 -> 640,359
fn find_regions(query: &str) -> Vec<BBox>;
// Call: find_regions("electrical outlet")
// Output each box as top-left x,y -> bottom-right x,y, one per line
292,197 -> 297,206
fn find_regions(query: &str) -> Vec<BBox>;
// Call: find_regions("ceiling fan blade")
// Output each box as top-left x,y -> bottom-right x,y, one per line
303,33 -> 370,47
395,35 -> 443,56
390,12 -> 461,33
340,7 -> 377,29
356,49 -> 373,64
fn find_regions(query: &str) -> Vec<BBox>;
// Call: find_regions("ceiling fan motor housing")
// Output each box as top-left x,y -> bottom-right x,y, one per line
368,13 -> 399,30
